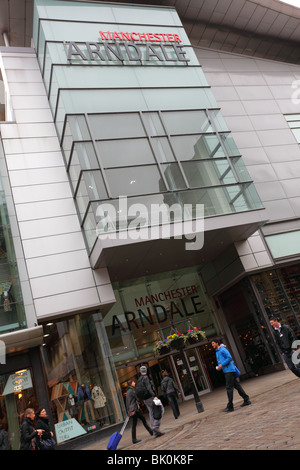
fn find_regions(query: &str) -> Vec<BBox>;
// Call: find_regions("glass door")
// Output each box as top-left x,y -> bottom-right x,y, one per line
172,347 -> 209,399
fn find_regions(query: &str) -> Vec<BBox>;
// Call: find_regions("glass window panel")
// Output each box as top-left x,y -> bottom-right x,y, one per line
209,110 -> 229,132
161,163 -> 187,190
151,137 -> 175,162
182,160 -> 235,187
143,112 -> 165,136
67,115 -> 91,140
72,142 -> 99,169
172,134 -> 226,160
106,166 -> 166,197
162,110 -> 213,134
231,157 -> 253,182
285,114 -> 300,122
291,128 -> 300,143
221,134 -> 241,156
88,113 -> 145,139
96,138 -> 155,167
286,121 -> 300,129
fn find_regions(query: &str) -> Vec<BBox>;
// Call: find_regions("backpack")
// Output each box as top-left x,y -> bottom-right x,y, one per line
135,376 -> 152,400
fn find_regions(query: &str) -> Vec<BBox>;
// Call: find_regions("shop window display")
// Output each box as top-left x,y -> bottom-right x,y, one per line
41,312 -> 123,445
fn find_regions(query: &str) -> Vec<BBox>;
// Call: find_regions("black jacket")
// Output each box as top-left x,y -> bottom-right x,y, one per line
273,323 -> 297,353
20,417 -> 37,450
36,416 -> 52,440
126,386 -> 138,414
161,376 -> 180,395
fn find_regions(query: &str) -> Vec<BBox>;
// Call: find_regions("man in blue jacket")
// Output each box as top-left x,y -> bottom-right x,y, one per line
212,339 -> 251,412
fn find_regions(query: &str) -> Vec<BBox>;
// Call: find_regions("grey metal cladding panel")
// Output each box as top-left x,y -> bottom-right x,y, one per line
262,219 -> 300,235
281,178 -> 300,197
263,144 -> 300,163
254,181 -> 287,201
263,199 -> 295,220
246,164 -> 278,183
273,161 -> 300,179
289,197 -> 300,216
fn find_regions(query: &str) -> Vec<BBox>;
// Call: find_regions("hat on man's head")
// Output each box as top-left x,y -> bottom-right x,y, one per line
140,366 -> 147,375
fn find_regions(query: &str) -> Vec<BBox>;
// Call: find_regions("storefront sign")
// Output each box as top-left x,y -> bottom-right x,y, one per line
55,418 -> 87,444
3,369 -> 32,395
111,284 -> 204,335
65,31 -> 189,64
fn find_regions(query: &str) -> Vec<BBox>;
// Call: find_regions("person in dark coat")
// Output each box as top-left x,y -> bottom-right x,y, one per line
270,317 -> 300,378
160,371 -> 181,419
35,408 -> 56,450
20,408 -> 44,450
0,424 -> 10,450
126,379 -> 153,444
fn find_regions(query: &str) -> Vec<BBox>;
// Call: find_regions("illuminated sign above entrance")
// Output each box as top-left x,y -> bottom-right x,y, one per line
65,30 -> 190,64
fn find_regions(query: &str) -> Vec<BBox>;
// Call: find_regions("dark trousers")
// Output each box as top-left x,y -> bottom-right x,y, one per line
282,351 -> 300,378
224,372 -> 249,409
167,393 -> 180,419
131,410 -> 152,441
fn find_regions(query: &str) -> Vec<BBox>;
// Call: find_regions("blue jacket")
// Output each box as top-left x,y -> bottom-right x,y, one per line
216,346 -> 236,373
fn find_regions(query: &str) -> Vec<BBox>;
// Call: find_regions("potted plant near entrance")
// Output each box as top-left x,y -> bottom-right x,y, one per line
184,327 -> 206,345
153,339 -> 170,356
167,332 -> 185,350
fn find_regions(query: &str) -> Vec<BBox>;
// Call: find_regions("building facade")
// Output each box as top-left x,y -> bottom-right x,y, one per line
0,0 -> 299,448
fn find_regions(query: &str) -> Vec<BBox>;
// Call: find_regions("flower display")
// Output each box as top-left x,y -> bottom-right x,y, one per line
184,327 -> 206,345
154,329 -> 205,355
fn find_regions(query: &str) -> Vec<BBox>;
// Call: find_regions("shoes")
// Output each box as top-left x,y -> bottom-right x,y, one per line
132,439 -> 141,444
154,431 -> 165,438
147,429 -> 154,436
240,400 -> 251,407
223,407 -> 234,412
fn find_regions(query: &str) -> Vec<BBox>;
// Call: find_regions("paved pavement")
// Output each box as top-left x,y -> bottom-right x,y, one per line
81,369 -> 300,451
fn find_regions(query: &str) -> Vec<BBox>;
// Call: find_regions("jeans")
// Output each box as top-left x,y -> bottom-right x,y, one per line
167,393 -> 180,419
224,372 -> 249,409
131,410 -> 153,442
143,397 -> 164,436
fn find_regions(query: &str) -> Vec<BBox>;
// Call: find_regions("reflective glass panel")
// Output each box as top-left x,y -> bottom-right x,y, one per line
172,134 -> 225,160
106,166 -> 166,197
96,138 -> 155,167
88,113 -> 145,140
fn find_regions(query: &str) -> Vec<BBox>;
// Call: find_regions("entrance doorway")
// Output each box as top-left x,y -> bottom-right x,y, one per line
158,347 -> 210,399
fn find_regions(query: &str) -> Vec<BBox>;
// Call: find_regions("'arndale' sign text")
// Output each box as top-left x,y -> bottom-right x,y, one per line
66,30 -> 190,64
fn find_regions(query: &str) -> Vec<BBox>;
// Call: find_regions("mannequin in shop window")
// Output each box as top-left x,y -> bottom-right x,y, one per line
77,384 -> 96,424
3,291 -> 12,312
91,384 -> 106,425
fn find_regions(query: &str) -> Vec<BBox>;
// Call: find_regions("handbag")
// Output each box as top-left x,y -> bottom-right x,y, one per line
39,437 -> 56,450
234,364 -> 241,378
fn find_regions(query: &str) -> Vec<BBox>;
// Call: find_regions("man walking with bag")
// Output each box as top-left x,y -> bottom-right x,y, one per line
126,379 -> 153,444
135,366 -> 164,438
212,339 -> 251,412
160,371 -> 181,419
270,316 -> 300,378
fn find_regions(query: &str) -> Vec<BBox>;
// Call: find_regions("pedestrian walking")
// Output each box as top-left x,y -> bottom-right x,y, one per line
269,316 -> 300,378
211,339 -> 251,412
35,408 -> 56,450
19,408 -> 44,450
135,366 -> 165,438
126,379 -> 153,444
160,371 -> 181,419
